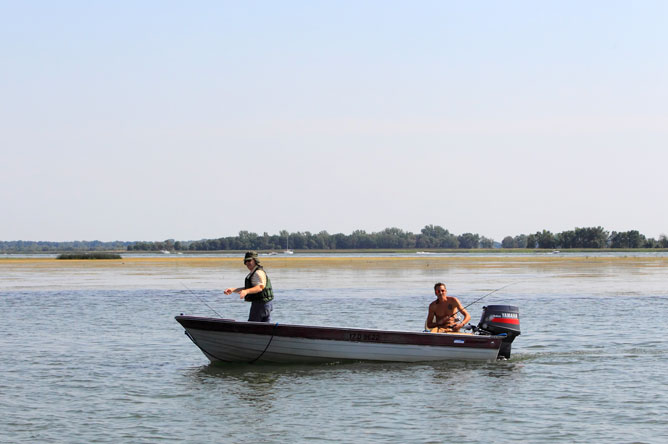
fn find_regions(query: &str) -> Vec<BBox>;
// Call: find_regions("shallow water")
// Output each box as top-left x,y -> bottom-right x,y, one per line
1,255 -> 667,443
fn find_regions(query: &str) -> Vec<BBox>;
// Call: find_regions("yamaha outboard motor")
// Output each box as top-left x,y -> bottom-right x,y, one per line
477,305 -> 521,359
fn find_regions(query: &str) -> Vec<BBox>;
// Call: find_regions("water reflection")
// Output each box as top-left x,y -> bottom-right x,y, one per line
189,358 -> 522,385
186,364 -> 281,411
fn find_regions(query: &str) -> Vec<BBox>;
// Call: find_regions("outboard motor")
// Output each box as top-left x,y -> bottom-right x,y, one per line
477,305 -> 520,359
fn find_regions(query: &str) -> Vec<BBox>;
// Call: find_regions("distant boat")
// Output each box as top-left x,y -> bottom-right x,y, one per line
161,250 -> 171,254
284,234 -> 294,254
551,250 -> 561,254
416,251 -> 435,255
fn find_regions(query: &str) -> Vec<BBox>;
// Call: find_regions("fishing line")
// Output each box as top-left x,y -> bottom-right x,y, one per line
180,280 -> 277,364
461,281 -> 521,312
436,281 -> 521,327
248,322 -> 279,364
181,283 -> 223,317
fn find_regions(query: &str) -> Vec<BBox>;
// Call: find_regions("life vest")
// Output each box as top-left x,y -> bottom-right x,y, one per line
244,266 -> 274,302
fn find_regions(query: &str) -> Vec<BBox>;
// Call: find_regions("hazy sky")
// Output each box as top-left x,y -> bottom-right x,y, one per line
2,1 -> 667,242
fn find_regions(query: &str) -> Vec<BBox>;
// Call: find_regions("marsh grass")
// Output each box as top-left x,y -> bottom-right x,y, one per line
3,255 -> 666,272
57,253 -> 122,260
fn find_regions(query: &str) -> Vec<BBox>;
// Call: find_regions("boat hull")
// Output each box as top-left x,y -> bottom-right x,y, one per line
175,316 -> 503,364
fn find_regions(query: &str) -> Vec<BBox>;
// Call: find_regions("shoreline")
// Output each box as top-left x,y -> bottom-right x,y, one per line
1,255 -> 666,269
3,247 -> 667,255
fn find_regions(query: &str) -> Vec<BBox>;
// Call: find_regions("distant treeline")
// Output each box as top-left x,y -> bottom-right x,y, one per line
503,227 -> 667,249
2,226 -> 667,253
129,226 -> 486,251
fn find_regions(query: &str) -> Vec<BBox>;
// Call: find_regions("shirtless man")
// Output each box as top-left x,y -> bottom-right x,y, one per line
426,283 -> 471,333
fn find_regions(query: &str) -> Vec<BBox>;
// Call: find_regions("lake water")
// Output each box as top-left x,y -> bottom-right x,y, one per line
1,255 -> 667,443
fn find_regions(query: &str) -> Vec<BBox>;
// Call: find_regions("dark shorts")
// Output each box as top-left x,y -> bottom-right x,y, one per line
248,300 -> 273,322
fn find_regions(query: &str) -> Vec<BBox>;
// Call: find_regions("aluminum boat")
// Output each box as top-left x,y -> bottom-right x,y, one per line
175,305 -> 520,364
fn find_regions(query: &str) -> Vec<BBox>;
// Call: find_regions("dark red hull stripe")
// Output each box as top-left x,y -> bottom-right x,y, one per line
175,316 -> 501,349
490,317 -> 520,325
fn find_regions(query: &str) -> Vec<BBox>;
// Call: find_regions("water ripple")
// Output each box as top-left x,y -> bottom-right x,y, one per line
2,260 -> 668,443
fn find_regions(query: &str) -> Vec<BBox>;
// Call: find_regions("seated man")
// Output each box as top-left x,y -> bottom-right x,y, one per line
426,282 -> 471,333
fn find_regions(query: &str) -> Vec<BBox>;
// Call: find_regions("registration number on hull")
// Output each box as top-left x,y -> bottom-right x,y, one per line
347,332 -> 380,342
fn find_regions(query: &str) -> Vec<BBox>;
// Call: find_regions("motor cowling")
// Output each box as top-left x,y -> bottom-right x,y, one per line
477,305 -> 520,359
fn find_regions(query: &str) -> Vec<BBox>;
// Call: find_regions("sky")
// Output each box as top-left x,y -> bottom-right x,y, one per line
1,1 -> 667,242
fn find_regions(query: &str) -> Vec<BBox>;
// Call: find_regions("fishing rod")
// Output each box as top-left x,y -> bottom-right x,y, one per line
434,281 -> 520,327
181,283 -> 223,317
461,281 -> 520,312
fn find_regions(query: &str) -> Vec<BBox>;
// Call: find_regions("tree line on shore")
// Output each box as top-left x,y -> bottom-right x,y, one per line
0,240 -> 133,253
2,225 -> 667,253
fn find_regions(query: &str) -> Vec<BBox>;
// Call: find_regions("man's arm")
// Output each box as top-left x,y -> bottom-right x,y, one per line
238,283 -> 265,299
239,269 -> 266,299
426,303 -> 437,329
454,299 -> 471,329
223,283 -> 265,298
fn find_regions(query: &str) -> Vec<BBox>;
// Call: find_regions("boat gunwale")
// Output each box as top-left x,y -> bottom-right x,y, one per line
175,315 -> 502,349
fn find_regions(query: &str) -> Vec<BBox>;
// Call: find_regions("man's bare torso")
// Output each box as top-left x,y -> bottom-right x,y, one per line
429,297 -> 460,327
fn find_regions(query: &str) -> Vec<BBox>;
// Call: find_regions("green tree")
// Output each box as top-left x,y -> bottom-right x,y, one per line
417,225 -> 458,248
514,234 -> 528,248
480,237 -> 494,248
377,227 -> 405,248
575,226 -> 608,248
332,233 -> 350,249
439,231 -> 459,248
535,230 -> 557,249
659,235 -> 668,248
457,233 -> 480,249
350,230 -> 376,248
314,231 -> 331,249
644,237 -> 658,248
557,230 -> 576,248
609,230 -> 645,248
421,225 -> 447,238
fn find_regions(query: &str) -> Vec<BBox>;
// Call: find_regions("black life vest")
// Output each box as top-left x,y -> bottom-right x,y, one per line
244,266 -> 274,302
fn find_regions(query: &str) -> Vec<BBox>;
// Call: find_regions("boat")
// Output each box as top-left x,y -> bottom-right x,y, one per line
175,305 -> 520,364
283,235 -> 293,254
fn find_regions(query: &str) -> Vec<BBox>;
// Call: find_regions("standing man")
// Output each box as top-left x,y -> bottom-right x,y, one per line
426,282 -> 470,333
224,251 -> 274,322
